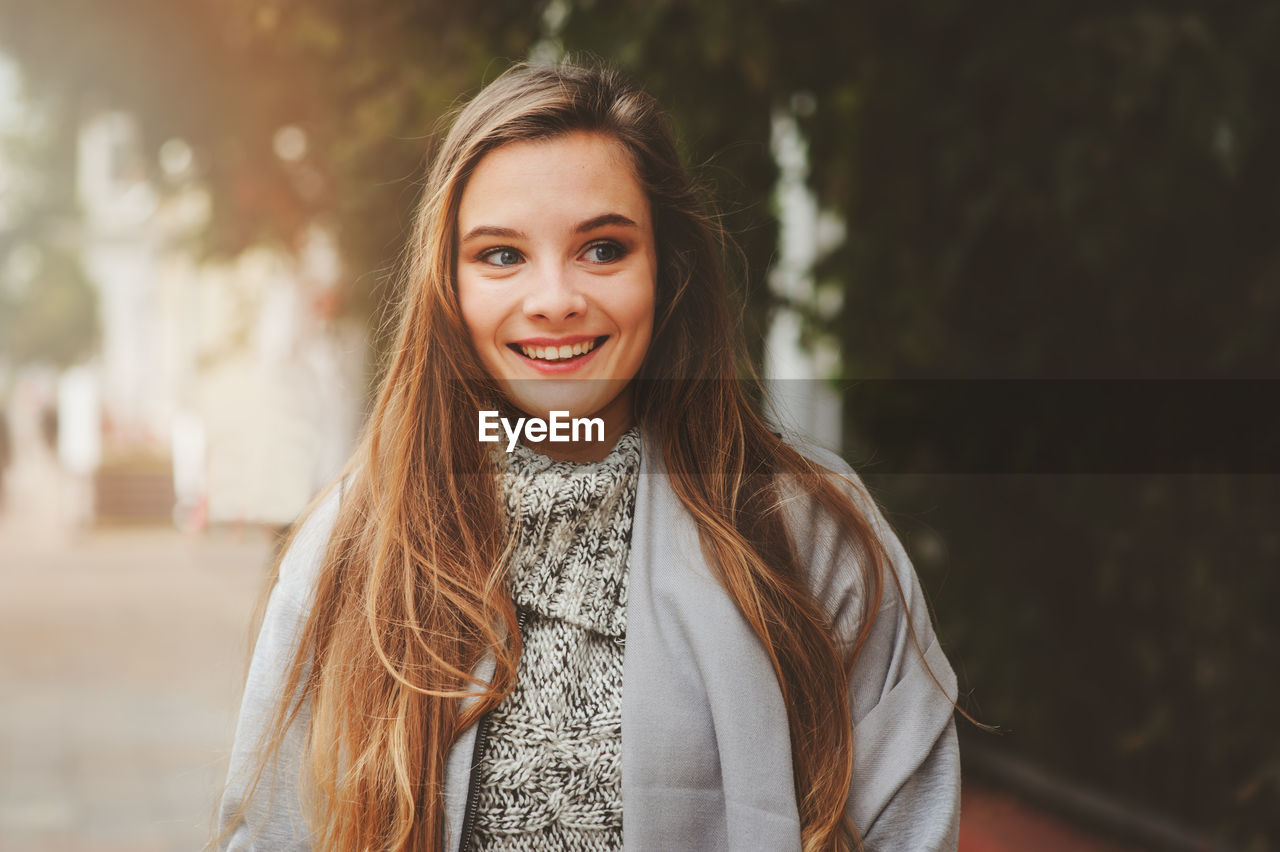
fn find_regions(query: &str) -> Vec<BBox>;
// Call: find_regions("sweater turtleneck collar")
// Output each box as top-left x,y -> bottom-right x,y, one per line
496,427 -> 642,637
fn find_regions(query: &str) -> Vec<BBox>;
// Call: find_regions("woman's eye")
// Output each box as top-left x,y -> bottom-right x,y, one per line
584,242 -> 625,264
480,247 -> 522,267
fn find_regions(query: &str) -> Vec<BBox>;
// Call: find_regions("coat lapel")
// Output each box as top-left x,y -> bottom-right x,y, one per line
621,433 -> 803,851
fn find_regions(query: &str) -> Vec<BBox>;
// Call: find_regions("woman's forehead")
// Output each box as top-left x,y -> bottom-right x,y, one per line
458,132 -> 650,236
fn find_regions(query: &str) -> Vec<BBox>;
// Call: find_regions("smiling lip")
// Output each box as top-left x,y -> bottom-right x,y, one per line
508,335 -> 608,374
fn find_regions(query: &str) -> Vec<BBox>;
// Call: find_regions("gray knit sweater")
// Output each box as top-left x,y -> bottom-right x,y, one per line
471,428 -> 642,851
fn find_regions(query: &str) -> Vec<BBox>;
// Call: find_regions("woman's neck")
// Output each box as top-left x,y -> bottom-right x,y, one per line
513,386 -> 636,463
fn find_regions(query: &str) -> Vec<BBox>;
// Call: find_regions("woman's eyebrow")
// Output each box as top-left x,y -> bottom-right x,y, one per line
575,213 -> 638,233
461,214 -> 638,244
460,225 -> 526,243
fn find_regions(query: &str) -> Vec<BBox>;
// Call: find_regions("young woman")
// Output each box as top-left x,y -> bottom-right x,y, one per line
217,59 -> 960,851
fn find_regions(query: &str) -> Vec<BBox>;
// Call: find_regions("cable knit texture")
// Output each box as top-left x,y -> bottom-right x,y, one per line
470,428 -> 641,851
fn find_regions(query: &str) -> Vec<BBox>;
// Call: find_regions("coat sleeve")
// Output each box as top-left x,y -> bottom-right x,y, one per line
216,487 -> 341,851
788,442 -> 961,852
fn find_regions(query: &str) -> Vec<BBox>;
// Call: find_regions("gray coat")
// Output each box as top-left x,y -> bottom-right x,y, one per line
218,435 -> 960,850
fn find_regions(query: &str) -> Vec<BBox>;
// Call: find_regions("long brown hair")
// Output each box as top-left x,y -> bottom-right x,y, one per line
231,58 -> 916,851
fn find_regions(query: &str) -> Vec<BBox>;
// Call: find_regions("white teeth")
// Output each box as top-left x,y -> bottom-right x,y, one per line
519,338 -> 599,361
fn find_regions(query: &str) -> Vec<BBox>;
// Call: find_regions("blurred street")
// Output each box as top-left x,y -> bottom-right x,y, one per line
0,442 -> 274,852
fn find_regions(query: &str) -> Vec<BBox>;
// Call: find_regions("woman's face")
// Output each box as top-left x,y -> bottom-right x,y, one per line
456,131 -> 657,450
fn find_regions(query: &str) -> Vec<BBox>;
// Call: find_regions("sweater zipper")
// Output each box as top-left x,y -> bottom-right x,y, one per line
457,605 -> 529,852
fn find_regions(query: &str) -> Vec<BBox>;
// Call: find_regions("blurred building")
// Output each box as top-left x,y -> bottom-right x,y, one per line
70,112 -> 364,528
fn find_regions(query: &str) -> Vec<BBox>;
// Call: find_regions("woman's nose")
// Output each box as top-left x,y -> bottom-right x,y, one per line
522,263 -> 588,321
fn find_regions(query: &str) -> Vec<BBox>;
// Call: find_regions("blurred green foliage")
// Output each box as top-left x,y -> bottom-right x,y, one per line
826,3 -> 1280,380
878,473 -> 1280,849
0,245 -> 97,366
1,0 -> 1276,846
0,84 -> 97,367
